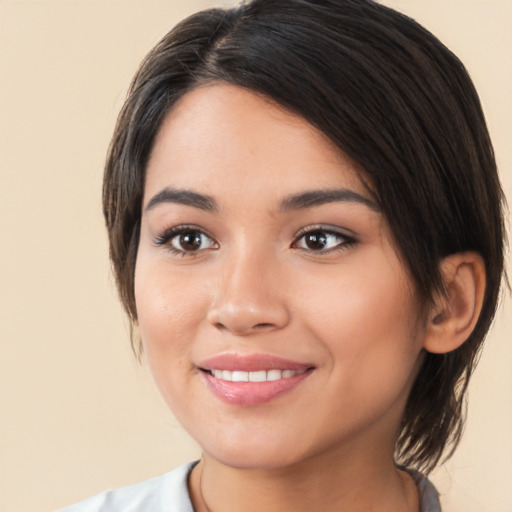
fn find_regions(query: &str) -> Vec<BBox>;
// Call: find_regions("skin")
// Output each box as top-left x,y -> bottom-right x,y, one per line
134,84 -> 430,511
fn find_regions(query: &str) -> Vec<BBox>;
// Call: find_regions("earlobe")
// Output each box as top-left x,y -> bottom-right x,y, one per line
423,252 -> 486,354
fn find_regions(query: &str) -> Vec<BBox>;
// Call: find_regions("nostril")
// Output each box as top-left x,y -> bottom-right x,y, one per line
253,323 -> 274,330
212,321 -> 228,331
207,301 -> 290,334
212,321 -> 275,333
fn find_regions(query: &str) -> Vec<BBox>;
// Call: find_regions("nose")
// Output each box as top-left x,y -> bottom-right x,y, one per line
207,251 -> 291,336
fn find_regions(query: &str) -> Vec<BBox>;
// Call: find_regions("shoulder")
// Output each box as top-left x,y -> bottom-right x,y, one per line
408,469 -> 442,512
57,461 -> 198,512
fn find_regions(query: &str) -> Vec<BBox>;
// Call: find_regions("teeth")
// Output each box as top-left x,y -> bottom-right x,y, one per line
232,371 -> 249,382
267,369 -> 282,381
209,369 -> 303,382
249,370 -> 266,382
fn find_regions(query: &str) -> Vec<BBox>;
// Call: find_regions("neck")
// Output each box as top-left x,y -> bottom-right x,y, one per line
189,446 -> 419,512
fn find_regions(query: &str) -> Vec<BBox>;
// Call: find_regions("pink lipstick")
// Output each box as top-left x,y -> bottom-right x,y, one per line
198,354 -> 314,406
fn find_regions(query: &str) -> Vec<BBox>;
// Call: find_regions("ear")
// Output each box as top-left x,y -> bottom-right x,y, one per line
423,252 -> 486,354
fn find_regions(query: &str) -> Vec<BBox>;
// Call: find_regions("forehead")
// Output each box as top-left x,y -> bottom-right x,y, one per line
144,84 -> 370,206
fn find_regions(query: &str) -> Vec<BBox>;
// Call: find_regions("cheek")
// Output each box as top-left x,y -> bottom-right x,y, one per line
134,257 -> 208,386
298,260 -> 424,389
299,258 -> 415,336
136,254 -> 205,331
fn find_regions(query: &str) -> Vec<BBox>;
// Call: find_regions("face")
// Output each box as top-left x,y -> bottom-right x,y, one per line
135,84 -> 428,470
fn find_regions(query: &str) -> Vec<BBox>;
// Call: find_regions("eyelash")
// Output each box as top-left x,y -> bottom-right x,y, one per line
153,225 -> 356,256
153,225 -> 218,256
292,226 -> 357,254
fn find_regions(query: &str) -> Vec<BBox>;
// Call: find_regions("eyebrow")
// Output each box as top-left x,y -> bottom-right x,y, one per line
145,188 -> 218,213
279,189 -> 379,212
145,187 -> 379,214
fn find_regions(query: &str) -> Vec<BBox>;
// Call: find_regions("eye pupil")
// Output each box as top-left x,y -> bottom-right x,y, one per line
179,231 -> 202,251
305,232 -> 327,250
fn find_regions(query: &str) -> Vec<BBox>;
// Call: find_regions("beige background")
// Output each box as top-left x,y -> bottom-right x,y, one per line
0,1 -> 510,511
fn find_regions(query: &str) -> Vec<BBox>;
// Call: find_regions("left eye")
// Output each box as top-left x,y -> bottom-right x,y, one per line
294,229 -> 349,252
169,229 -> 217,253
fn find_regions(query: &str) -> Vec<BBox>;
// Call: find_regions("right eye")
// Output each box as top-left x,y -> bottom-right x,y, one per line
292,226 -> 356,254
155,227 -> 218,255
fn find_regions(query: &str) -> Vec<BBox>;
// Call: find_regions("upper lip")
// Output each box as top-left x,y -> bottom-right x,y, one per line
198,353 -> 314,372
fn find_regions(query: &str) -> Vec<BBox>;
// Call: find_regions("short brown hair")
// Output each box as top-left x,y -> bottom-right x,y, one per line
103,0 -> 506,472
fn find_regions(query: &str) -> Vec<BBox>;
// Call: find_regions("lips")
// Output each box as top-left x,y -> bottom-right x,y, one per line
198,354 -> 314,406
208,368 -> 306,382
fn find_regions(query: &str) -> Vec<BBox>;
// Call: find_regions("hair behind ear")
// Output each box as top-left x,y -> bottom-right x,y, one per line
396,251 -> 488,472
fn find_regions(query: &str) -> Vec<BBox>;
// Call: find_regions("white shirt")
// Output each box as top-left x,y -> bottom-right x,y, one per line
58,461 -> 441,511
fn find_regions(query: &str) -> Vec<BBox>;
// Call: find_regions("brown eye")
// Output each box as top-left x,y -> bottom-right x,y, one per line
295,229 -> 350,252
170,229 -> 216,252
303,232 -> 329,250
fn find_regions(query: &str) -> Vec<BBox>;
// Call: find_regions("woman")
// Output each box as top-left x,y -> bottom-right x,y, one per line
61,0 -> 506,510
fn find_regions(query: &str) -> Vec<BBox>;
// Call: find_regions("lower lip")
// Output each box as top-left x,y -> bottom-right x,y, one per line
201,370 -> 313,406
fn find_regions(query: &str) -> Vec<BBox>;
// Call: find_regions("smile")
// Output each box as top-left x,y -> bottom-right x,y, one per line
198,355 -> 314,406
208,369 -> 307,382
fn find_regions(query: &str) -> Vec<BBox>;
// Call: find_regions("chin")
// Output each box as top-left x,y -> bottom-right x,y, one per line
206,449 -> 305,471
197,432 -> 318,471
